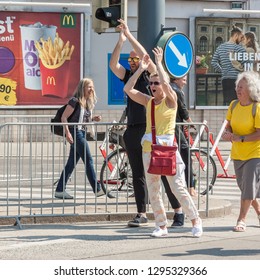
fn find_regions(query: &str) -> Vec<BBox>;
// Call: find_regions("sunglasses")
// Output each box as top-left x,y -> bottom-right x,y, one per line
149,81 -> 161,86
127,57 -> 140,63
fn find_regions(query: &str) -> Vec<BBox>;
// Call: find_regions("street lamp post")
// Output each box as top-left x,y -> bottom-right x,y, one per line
137,0 -> 165,60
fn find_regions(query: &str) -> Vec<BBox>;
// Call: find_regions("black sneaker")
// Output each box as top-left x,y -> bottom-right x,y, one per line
128,214 -> 149,227
171,213 -> 184,227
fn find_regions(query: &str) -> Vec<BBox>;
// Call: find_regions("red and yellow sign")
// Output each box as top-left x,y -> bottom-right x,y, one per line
0,12 -> 82,106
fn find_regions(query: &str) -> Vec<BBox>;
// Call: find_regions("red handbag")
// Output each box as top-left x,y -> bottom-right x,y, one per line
147,99 -> 177,176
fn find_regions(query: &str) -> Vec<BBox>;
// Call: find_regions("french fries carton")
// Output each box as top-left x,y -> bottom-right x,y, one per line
35,33 -> 74,98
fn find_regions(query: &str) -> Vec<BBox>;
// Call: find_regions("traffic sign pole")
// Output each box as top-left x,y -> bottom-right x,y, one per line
138,0 -> 165,60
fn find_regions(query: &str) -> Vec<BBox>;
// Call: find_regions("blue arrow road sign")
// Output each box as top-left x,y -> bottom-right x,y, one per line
163,32 -> 193,78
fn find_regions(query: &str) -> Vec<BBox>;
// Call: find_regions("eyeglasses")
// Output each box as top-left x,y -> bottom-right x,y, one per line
127,57 -> 140,63
149,81 -> 161,86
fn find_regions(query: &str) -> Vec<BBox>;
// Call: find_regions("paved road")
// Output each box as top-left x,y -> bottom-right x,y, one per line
0,188 -> 259,261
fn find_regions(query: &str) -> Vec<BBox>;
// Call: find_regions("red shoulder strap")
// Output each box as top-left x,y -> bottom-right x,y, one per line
151,99 -> 156,144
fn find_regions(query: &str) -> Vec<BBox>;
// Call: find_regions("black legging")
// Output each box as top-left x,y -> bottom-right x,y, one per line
123,124 -> 148,213
161,176 -> 181,209
222,78 -> 237,106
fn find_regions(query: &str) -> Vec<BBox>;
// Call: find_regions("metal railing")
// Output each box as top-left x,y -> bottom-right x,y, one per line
0,119 -> 210,228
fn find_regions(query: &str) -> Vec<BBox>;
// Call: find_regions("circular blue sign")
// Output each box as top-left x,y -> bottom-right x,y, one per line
163,32 -> 193,78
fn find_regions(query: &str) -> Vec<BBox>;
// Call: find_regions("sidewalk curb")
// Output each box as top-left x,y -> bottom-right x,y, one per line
0,198 -> 232,226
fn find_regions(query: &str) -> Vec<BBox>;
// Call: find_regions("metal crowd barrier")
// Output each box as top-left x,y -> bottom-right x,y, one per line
0,117 -> 210,228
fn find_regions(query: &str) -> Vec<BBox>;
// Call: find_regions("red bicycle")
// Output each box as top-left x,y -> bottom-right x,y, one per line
185,120 -> 235,195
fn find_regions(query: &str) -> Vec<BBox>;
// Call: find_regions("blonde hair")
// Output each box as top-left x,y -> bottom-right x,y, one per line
149,72 -> 159,79
150,71 -> 170,83
73,78 -> 97,110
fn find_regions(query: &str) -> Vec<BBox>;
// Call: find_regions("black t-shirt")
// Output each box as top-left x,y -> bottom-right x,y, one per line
68,97 -> 91,123
171,82 -> 190,149
171,83 -> 189,123
122,69 -> 150,126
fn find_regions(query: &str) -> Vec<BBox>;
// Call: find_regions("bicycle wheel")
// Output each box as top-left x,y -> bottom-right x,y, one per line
190,148 -> 217,195
100,148 -> 134,199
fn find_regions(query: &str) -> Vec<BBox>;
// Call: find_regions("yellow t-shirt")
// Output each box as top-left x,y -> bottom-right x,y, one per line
142,98 -> 176,152
226,100 -> 260,160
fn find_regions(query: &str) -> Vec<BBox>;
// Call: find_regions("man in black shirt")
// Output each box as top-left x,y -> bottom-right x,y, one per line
110,19 -> 188,227
109,19 -> 157,226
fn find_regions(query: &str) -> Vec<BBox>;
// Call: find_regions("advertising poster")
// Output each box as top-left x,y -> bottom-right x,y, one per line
195,17 -> 260,107
0,11 -> 82,106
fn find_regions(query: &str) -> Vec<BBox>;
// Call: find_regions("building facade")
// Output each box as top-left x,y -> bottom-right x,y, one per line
0,0 -> 260,136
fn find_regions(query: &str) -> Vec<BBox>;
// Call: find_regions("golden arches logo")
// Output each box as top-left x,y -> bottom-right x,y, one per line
62,15 -> 74,26
46,76 -> 56,86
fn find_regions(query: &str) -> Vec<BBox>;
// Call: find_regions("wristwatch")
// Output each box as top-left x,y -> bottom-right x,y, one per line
240,136 -> 245,142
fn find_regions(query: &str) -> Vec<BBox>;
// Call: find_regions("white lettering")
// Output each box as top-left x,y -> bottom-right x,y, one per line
244,63 -> 254,71
230,52 -> 260,62
237,52 -> 243,60
0,16 -> 15,35
229,52 -> 234,61
0,34 -> 15,42
256,53 -> 260,61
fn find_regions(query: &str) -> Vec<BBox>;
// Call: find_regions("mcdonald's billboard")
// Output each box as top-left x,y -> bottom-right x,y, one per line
0,11 -> 82,106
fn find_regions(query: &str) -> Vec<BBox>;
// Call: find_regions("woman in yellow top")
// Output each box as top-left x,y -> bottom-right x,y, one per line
124,47 -> 202,238
222,71 -> 260,232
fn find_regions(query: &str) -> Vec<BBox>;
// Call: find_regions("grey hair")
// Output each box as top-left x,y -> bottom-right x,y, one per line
235,71 -> 260,102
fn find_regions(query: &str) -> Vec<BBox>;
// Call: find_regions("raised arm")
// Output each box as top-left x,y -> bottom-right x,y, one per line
109,28 -> 127,80
123,54 -> 151,106
118,19 -> 157,74
152,46 -> 177,108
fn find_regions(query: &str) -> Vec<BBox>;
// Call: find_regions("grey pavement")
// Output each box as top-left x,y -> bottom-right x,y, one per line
0,197 -> 260,260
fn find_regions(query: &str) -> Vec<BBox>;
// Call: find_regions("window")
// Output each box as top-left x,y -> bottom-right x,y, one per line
215,37 -> 223,49
199,36 -> 208,52
249,26 -> 257,32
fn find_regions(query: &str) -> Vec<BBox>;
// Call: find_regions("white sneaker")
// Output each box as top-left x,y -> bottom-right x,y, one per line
192,218 -> 203,237
96,189 -> 105,197
151,227 -> 168,237
96,187 -> 112,197
55,191 -> 73,199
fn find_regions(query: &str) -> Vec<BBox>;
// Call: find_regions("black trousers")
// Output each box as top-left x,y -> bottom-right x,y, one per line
222,78 -> 237,106
123,124 -> 147,213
